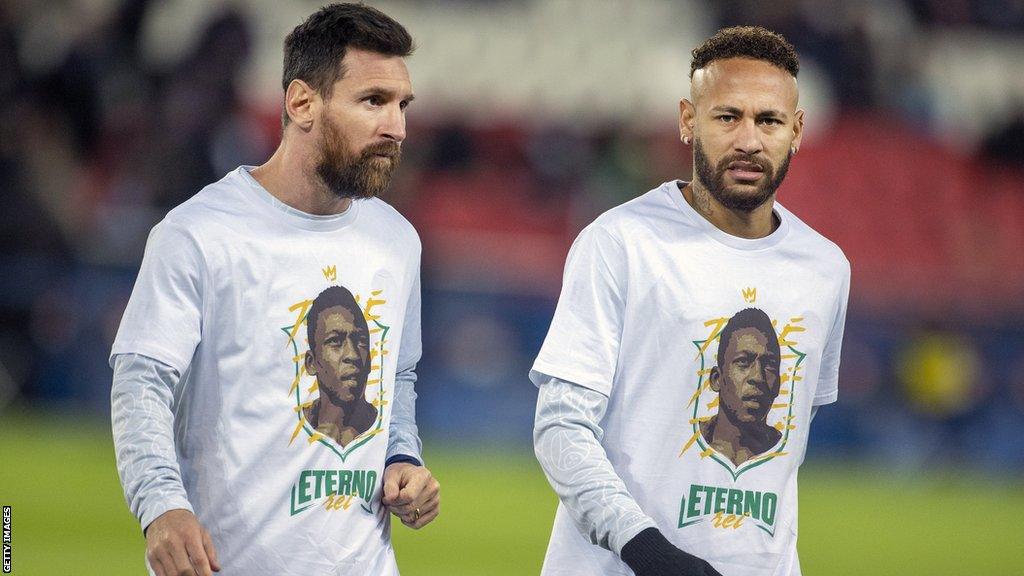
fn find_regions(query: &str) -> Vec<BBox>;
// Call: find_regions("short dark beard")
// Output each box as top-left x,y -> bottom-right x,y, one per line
315,113 -> 401,199
693,137 -> 790,213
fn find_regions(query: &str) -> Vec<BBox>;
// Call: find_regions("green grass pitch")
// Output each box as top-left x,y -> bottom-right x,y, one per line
1,412 -> 1022,575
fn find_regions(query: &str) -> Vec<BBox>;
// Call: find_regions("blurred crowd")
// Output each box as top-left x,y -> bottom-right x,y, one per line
1,0 -> 1022,473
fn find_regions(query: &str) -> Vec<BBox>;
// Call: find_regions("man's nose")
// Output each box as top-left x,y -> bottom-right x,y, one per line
380,104 -> 406,143
340,338 -> 361,364
748,365 -> 767,386
733,118 -> 762,156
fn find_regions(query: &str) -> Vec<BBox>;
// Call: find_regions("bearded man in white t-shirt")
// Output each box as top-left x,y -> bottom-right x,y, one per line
532,26 -> 851,576
110,4 -> 439,575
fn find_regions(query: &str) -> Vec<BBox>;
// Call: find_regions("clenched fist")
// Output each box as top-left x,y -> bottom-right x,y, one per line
381,462 -> 440,529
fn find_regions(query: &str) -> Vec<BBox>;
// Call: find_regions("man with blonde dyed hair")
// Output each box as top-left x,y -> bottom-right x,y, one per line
532,26 -> 850,576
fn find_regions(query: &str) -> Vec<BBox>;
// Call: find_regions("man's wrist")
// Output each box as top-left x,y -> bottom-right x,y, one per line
141,502 -> 194,536
611,516 -> 659,555
385,454 -> 422,468
620,527 -> 717,576
621,527 -> 675,572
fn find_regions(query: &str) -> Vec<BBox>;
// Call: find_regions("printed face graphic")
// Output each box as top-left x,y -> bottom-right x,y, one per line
306,304 -> 370,405
689,306 -> 804,473
713,327 -> 781,426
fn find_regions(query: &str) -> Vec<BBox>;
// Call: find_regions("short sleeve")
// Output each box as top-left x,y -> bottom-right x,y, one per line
110,220 -> 206,374
814,258 -> 850,406
530,224 -> 627,397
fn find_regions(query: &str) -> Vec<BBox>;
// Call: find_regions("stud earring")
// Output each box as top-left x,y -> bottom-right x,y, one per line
683,136 -> 691,145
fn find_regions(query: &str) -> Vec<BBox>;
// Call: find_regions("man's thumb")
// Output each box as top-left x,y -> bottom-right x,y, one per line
382,473 -> 401,505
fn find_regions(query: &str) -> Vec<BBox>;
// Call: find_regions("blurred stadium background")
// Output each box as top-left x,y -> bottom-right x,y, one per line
1,0 -> 1023,574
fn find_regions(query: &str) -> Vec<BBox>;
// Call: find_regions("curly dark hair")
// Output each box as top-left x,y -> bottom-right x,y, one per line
690,26 -> 799,79
716,308 -> 780,370
306,285 -> 368,355
282,3 -> 414,123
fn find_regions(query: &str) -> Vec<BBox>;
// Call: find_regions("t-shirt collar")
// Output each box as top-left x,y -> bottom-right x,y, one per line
666,180 -> 790,251
236,166 -> 360,232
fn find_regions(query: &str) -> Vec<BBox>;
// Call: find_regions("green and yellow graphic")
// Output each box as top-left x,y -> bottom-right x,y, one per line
678,483 -> 779,536
281,277 -> 390,463
289,468 -> 379,516
679,291 -> 807,480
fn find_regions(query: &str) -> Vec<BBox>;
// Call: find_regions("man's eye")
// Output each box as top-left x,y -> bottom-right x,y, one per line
718,115 -> 736,123
759,118 -> 782,126
365,95 -> 384,106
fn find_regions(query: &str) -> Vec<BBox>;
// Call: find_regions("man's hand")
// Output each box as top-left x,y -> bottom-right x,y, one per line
145,509 -> 221,576
620,527 -> 723,576
381,462 -> 440,529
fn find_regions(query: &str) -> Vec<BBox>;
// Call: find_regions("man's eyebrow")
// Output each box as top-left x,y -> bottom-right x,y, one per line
355,86 -> 415,102
755,109 -> 788,120
710,105 -> 742,115
709,105 -> 788,120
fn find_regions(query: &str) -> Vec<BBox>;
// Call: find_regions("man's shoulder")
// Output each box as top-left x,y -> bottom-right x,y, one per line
777,203 -> 850,273
359,197 -> 421,246
160,168 -> 249,231
588,181 -> 681,242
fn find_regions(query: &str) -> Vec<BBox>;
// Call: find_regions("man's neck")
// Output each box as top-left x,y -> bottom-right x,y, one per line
250,140 -> 353,216
681,181 -> 777,239
705,413 -> 775,466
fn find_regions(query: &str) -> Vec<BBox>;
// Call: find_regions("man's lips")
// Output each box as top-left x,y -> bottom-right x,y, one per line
366,143 -> 400,159
742,393 -> 768,408
726,161 -> 765,182
336,366 -> 362,380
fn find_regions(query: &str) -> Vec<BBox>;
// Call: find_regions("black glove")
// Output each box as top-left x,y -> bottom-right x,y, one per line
620,527 -> 724,576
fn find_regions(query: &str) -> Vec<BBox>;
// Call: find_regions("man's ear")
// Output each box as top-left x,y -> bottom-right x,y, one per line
285,79 -> 319,130
679,98 -> 696,144
709,366 -> 721,392
304,349 -> 318,377
791,108 -> 805,153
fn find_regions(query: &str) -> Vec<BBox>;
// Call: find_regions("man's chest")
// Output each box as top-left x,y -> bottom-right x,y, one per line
622,245 -> 841,357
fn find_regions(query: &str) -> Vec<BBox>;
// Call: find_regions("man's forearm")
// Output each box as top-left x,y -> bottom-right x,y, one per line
385,366 -> 423,466
111,353 -> 193,531
533,377 -> 656,554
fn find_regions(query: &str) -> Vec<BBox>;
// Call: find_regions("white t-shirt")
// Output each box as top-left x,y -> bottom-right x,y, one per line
111,167 -> 422,575
531,181 -> 850,576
